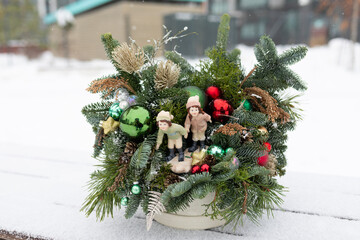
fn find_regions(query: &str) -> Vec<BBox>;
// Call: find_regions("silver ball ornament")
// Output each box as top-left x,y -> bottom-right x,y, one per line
119,100 -> 130,110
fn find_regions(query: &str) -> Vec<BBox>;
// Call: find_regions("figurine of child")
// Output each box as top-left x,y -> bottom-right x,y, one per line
156,111 -> 187,162
184,95 -> 212,152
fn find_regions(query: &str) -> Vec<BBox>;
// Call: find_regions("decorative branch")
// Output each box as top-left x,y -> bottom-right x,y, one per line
112,42 -> 144,74
154,60 -> 180,90
242,182 -> 249,214
240,66 -> 257,89
243,86 -> 290,123
86,77 -> 136,97
146,191 -> 166,231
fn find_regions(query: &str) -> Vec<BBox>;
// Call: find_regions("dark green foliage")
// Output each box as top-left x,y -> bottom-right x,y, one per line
192,49 -> 244,108
231,108 -> 269,127
80,157 -> 123,221
279,46 -> 308,66
243,35 -> 307,93
128,134 -> 156,175
125,194 -> 141,219
149,163 -> 171,192
192,13 -> 245,108
81,101 -> 112,126
204,168 -> 285,228
156,99 -> 187,125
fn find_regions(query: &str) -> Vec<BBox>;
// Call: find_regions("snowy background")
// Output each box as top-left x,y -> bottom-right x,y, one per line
0,39 -> 359,239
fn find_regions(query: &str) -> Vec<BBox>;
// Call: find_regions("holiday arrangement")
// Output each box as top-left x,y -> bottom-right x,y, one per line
81,14 -> 307,230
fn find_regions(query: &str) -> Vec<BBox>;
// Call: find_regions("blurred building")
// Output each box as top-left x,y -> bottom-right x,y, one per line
40,0 -> 360,59
40,0 -> 206,60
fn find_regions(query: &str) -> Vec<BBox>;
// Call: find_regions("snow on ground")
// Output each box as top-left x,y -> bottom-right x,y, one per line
0,39 -> 359,239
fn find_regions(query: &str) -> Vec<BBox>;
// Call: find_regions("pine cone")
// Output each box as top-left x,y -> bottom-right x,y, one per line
124,142 -> 137,156
93,127 -> 105,148
203,155 -> 216,166
265,154 -> 278,176
119,153 -> 131,165
164,173 -> 181,188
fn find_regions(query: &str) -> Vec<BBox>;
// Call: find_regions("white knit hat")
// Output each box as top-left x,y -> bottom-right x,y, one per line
156,110 -> 174,121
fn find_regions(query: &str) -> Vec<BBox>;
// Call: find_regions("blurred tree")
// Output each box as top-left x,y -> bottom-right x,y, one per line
0,0 -> 46,46
318,0 -> 359,70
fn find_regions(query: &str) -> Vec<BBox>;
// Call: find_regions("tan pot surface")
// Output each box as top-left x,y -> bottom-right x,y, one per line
154,192 -> 226,230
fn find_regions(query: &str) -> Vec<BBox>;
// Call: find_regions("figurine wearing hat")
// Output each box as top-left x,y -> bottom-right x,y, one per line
156,111 -> 187,162
184,95 -> 212,152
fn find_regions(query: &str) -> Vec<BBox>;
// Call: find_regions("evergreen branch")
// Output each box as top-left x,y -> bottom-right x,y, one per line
216,14 -> 230,50
81,101 -> 112,126
170,181 -> 192,197
129,135 -> 156,171
278,46 -> 308,66
101,33 -> 121,72
125,194 -> 141,219
259,35 -> 277,61
275,67 -> 307,91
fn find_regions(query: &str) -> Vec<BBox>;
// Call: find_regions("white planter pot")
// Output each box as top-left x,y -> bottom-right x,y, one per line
154,192 -> 226,230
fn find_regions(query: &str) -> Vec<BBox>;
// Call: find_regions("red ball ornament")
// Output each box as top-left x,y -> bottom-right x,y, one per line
209,99 -> 234,123
205,86 -> 221,99
264,142 -> 272,152
191,165 -> 201,174
257,152 -> 269,166
200,164 -> 210,172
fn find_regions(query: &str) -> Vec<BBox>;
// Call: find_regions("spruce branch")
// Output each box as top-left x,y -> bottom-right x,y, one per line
278,46 -> 308,66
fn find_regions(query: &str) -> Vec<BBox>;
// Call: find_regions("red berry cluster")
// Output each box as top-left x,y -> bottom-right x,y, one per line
191,164 -> 210,174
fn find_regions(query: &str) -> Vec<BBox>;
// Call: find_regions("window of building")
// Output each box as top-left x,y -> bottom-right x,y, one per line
237,0 -> 267,10
241,21 -> 266,39
209,0 -> 229,15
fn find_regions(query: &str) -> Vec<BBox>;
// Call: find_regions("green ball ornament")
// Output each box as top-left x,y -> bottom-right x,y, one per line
121,197 -> 129,206
241,99 -> 252,111
109,103 -> 123,120
131,182 -> 141,195
225,147 -> 235,154
207,145 -> 225,158
184,86 -> 206,108
119,105 -> 151,138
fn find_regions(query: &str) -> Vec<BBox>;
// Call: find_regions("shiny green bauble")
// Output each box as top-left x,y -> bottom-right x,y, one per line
131,182 -> 141,195
207,145 -> 225,158
121,197 -> 129,206
119,105 -> 151,138
184,86 -> 206,108
109,103 -> 123,120
225,147 -> 235,155
241,99 -> 252,111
